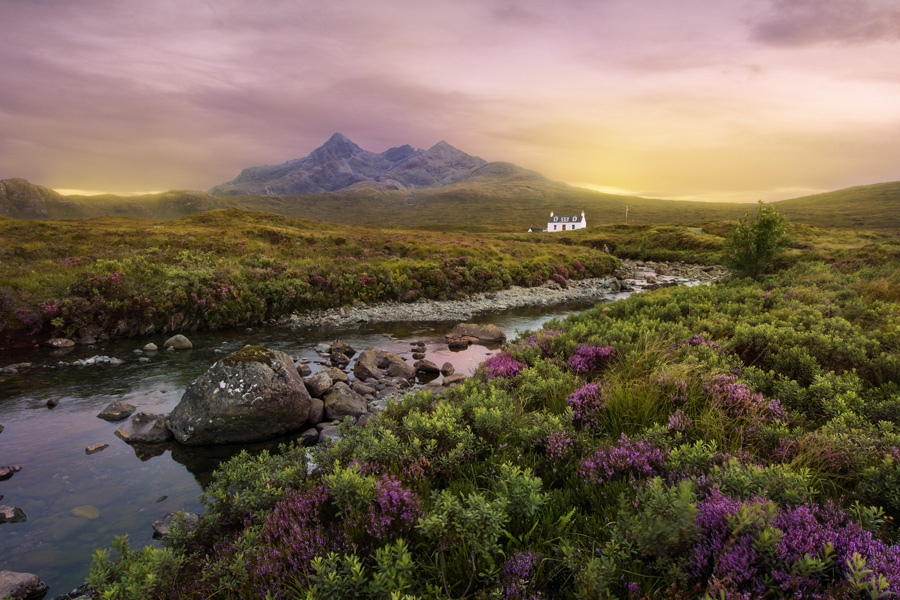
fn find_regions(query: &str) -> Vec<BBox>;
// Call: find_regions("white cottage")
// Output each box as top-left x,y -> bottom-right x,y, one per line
548,211 -> 586,232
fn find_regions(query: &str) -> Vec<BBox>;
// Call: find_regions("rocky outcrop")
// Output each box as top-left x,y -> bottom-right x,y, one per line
168,346 -> 311,445
0,178 -> 61,219
115,413 -> 172,444
0,570 -> 49,600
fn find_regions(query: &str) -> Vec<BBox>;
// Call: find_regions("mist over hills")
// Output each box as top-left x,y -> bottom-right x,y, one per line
2,133 -> 899,230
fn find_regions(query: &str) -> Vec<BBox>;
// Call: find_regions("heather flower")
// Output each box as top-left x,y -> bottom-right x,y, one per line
566,382 -> 609,430
667,409 -> 692,433
545,430 -> 576,462
580,433 -> 669,484
481,351 -> 526,380
500,551 -> 544,600
516,330 -> 562,356
347,475 -> 423,548
702,375 -> 786,423
683,334 -> 722,352
568,344 -> 615,374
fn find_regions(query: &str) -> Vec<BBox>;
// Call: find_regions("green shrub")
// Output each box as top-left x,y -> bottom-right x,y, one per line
722,201 -> 789,278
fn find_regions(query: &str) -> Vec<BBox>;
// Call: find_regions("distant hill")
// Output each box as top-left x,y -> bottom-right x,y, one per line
2,133 -> 898,231
208,133 -> 490,195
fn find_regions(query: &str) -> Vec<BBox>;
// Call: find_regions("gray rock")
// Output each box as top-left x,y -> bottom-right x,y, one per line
376,385 -> 401,399
447,338 -> 470,350
412,352 -> 426,360
323,367 -> 349,385
168,346 -> 311,446
386,360 -> 416,380
0,570 -> 48,600
414,359 -> 440,373
441,362 -> 455,376
85,443 -> 109,455
307,398 -> 324,426
330,340 -> 355,357
77,335 -> 97,345
447,323 -> 506,343
98,401 -> 137,421
299,427 -> 320,446
443,373 -> 467,386
330,352 -> 350,368
138,357 -> 150,364
0,466 -> 21,481
317,423 -> 342,444
355,412 -> 374,427
0,506 -> 27,524
304,371 -> 332,398
353,358 -> 381,381
352,382 -> 377,397
152,511 -> 200,538
45,337 -> 74,348
297,363 -> 312,377
315,342 -> 332,354
143,342 -> 158,351
109,357 -> 125,365
46,398 -> 59,408
323,382 -> 367,421
163,334 -> 193,350
115,412 -> 172,444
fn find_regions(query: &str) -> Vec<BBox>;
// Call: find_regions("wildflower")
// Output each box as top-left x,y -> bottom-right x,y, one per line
568,344 -> 615,374
566,382 -> 609,430
580,434 -> 669,484
481,351 -> 526,380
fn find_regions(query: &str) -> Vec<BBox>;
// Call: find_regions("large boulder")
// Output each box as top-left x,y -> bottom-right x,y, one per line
0,570 -> 48,600
414,359 -> 441,373
447,323 -> 506,344
353,357 -> 381,381
330,340 -> 355,357
386,360 -> 416,380
115,413 -> 172,444
168,346 -> 311,446
323,382 -> 367,421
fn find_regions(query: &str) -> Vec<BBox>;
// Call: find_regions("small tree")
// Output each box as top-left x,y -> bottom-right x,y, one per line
722,200 -> 789,278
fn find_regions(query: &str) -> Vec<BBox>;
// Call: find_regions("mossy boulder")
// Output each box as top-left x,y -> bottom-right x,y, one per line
168,346 -> 311,446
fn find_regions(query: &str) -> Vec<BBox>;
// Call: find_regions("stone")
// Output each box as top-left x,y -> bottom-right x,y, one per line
46,398 -> 59,408
324,367 -> 349,385
330,352 -> 350,368
0,570 -> 49,600
109,357 -> 125,365
0,506 -> 27,524
0,424 -> 3,434
355,412 -> 373,427
297,363 -> 312,377
143,342 -> 158,351
412,352 -> 426,360
447,338 -> 470,350
0,466 -> 21,481
441,362 -> 455,376
71,505 -> 100,519
443,373 -> 467,386
353,358 -> 381,381
163,334 -> 193,350
169,346 -> 311,446
97,401 -> 136,421
299,427 -> 320,446
77,335 -> 97,345
386,360 -> 416,380
115,412 -> 172,444
376,385 -> 401,399
85,443 -> 109,455
447,323 -> 506,344
414,359 -> 440,373
315,342 -> 332,354
307,398 -> 324,425
152,511 -> 200,538
45,337 -> 74,348
138,357 -> 150,364
323,382 -> 367,421
316,423 -> 342,443
352,382 -> 377,397
330,340 -> 355,357
304,371 -> 333,398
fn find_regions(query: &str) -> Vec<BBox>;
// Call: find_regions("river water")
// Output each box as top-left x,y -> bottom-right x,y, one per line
0,300 -> 611,595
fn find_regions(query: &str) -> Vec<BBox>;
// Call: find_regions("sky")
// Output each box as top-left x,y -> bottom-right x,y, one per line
2,0 -> 900,201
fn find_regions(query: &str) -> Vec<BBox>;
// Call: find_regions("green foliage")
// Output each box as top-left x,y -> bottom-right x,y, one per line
301,540 -> 420,600
722,200 -> 790,278
88,535 -> 182,600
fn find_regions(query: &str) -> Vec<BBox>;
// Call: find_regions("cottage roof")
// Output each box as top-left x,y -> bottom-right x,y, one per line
549,214 -> 583,223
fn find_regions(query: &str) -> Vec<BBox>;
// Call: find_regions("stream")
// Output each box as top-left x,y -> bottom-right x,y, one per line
0,298 -> 621,595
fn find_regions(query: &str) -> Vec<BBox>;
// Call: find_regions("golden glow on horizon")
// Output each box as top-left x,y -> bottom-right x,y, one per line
53,188 -> 164,197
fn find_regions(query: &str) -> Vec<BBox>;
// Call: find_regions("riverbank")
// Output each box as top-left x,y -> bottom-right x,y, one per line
281,259 -> 728,328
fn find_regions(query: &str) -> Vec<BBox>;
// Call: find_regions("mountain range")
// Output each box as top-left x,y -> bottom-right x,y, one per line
1,134 -> 899,231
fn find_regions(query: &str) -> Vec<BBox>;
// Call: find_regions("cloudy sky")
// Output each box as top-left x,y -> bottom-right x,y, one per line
2,0 -> 899,200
